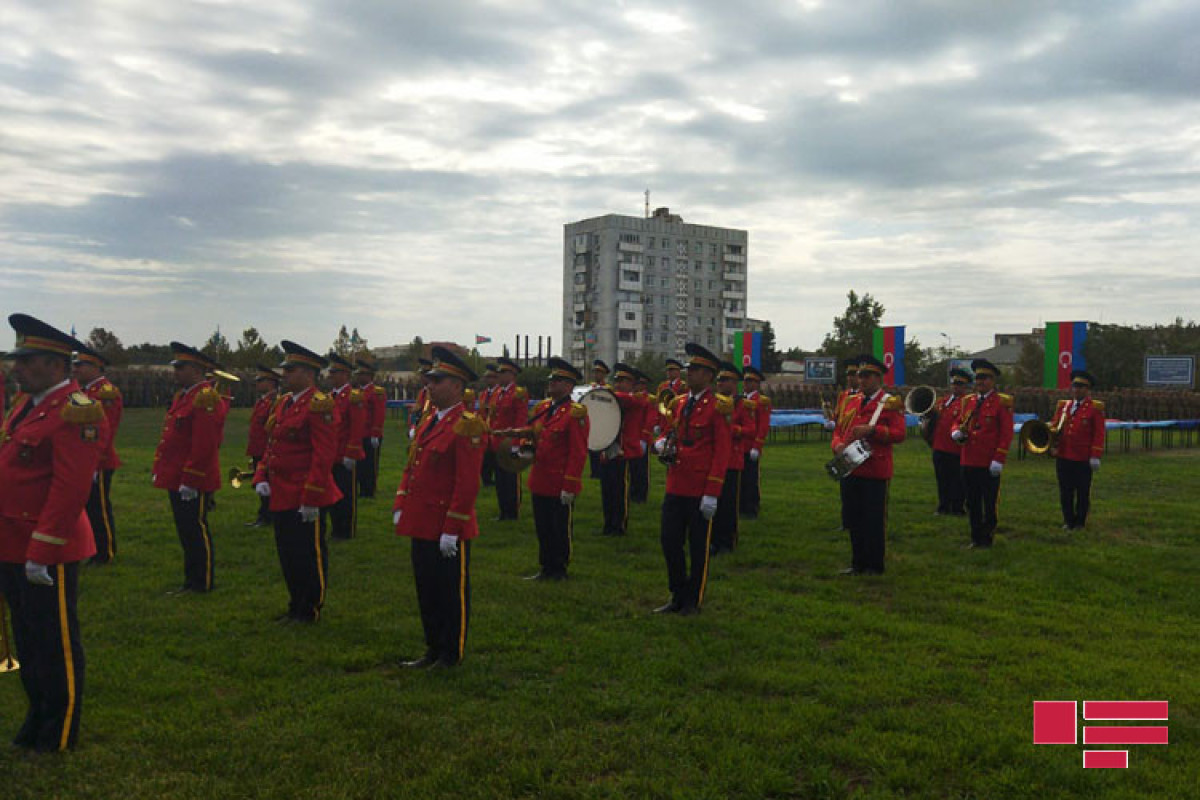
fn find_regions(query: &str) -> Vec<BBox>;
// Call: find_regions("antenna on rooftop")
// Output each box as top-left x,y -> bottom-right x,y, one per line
644,189 -> 650,218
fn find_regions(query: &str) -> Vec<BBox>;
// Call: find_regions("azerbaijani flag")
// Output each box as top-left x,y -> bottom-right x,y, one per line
872,325 -> 906,385
475,334 -> 492,345
733,331 -> 762,371
1043,321 -> 1087,389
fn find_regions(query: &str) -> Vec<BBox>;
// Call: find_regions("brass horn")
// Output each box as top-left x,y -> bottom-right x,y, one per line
904,385 -> 937,416
1020,419 -> 1055,455
228,466 -> 256,488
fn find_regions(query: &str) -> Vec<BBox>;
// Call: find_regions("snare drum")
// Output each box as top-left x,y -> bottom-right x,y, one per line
824,439 -> 873,481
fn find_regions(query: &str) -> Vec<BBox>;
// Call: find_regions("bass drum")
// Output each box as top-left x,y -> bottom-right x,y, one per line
570,387 -> 623,452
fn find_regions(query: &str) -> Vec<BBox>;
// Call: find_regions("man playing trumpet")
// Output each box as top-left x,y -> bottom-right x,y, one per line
951,359 -> 1013,549
930,367 -> 971,516
1051,369 -> 1105,530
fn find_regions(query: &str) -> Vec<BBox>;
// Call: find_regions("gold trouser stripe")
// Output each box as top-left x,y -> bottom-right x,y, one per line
733,472 -> 742,548
349,463 -> 357,535
455,543 -> 467,664
697,515 -> 714,608
99,472 -> 115,560
374,440 -> 382,477
313,517 -> 326,610
566,502 -> 574,566
621,462 -> 630,530
55,565 -> 77,752
197,495 -> 212,590
884,480 -> 890,530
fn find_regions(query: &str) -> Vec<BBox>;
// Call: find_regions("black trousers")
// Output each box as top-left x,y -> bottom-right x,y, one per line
168,490 -> 214,591
843,475 -> 888,573
588,450 -> 601,479
712,468 -> 741,552
495,461 -> 521,519
740,456 -> 761,516
532,493 -> 573,577
660,494 -> 714,610
962,466 -> 1000,546
480,449 -> 496,487
932,449 -> 965,514
357,437 -> 380,497
629,452 -> 650,503
599,458 -> 630,534
410,538 -> 471,664
273,510 -> 328,621
839,475 -> 851,530
325,462 -> 357,539
0,562 -> 85,752
86,469 -> 117,563
1057,458 -> 1094,528
250,457 -> 271,523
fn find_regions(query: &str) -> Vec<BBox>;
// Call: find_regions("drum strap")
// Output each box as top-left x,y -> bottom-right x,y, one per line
866,393 -> 887,428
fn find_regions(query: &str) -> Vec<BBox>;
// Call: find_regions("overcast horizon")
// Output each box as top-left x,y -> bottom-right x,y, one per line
3,1 -> 1198,357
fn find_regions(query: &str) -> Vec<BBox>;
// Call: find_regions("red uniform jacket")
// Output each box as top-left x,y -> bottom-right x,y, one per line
332,384 -> 367,461
0,382 -> 104,564
642,392 -> 661,441
83,375 -> 123,470
246,390 -> 278,460
831,392 -> 863,454
931,393 -> 966,454
656,378 -> 685,396
831,390 -> 906,480
744,390 -> 771,452
657,389 -> 732,498
489,383 -> 529,450
409,385 -> 431,429
394,404 -> 486,541
953,391 -> 1014,468
527,398 -> 589,497
1052,397 -> 1106,462
362,382 -> 386,439
153,381 -> 224,493
252,388 -> 342,511
610,391 -> 651,461
726,394 -> 755,472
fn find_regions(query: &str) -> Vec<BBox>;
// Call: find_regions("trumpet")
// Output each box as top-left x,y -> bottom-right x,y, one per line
655,389 -> 679,466
228,466 -> 256,488
0,594 -> 18,673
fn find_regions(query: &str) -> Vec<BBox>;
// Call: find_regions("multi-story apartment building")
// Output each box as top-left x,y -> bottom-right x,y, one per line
563,207 -> 749,367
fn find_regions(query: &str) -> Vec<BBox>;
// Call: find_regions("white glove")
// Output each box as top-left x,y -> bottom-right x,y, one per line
439,533 -> 458,558
299,505 -> 318,523
640,441 -> 648,456
25,560 -> 53,586
393,510 -> 402,526
93,471 -> 100,483
823,420 -> 835,432
989,460 -> 1003,477
951,430 -> 967,443
653,438 -> 666,455
560,491 -> 575,506
749,448 -> 760,462
370,437 -> 380,448
151,473 -> 156,483
653,425 -> 661,436
342,457 -> 355,471
1089,458 -> 1101,471
179,485 -> 199,501
408,427 -> 415,440
255,481 -> 271,497
699,495 -> 718,519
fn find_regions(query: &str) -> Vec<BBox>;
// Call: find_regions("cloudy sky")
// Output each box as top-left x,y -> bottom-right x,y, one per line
2,0 -> 1198,357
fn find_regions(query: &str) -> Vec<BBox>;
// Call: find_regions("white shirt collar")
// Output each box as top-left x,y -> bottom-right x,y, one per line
32,378 -> 72,406
435,402 -> 462,421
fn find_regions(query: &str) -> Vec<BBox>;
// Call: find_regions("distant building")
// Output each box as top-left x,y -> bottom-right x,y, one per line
968,328 -> 1044,372
563,207 -> 749,366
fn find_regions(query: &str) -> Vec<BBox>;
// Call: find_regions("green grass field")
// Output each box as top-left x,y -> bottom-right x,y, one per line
3,409 -> 1196,799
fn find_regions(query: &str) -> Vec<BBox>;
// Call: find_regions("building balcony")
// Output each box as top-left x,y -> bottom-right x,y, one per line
617,241 -> 644,253
575,240 -> 590,254
573,302 -> 587,312
722,271 -> 744,282
722,253 -> 745,263
618,279 -> 642,292
722,290 -> 745,300
574,262 -> 588,274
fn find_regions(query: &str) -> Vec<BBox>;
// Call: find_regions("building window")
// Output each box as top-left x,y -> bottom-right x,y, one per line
620,233 -> 641,243
662,238 -> 670,250
662,277 -> 671,288
727,244 -> 743,255
646,314 -> 655,324
694,298 -> 703,308
709,261 -> 717,272
709,243 -> 717,256
646,256 -> 655,267
574,273 -> 586,285
708,299 -> 717,308
661,257 -> 671,269
677,241 -> 687,255
618,329 -> 638,343
694,241 -> 703,255
622,270 -> 640,283
693,279 -> 702,291
677,259 -> 688,270
648,237 -> 656,249
624,312 -> 637,321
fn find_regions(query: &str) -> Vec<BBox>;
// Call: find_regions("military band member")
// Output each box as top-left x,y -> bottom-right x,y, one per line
525,358 -> 589,580
324,353 -> 366,540
629,370 -> 654,504
831,356 -> 906,575
245,365 -> 281,527
478,363 -> 500,487
408,357 -> 434,437
738,365 -> 769,519
0,314 -> 106,752
253,342 -> 341,623
712,362 -> 751,555
71,342 -> 123,564
930,368 -> 971,516
353,356 -> 386,498
951,358 -> 1013,549
152,342 -> 225,593
829,360 -> 862,531
394,347 -> 486,668
1051,370 -> 1105,530
656,358 -> 685,397
600,363 -> 651,536
652,343 -> 732,615
490,357 -> 527,521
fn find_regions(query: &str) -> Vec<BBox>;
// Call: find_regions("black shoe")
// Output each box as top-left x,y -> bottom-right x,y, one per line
966,542 -> 992,550
165,585 -> 194,596
401,653 -> 439,669
677,604 -> 699,616
428,657 -> 458,671
839,567 -> 860,576
86,557 -> 110,567
523,572 -> 547,581
653,601 -> 681,614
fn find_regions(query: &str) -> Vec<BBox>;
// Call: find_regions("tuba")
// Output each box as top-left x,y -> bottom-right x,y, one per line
904,385 -> 939,447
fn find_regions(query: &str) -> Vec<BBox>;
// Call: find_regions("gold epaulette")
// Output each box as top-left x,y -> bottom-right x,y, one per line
515,386 -> 528,400
570,402 -> 587,419
464,387 -> 476,406
715,393 -> 733,417
884,394 -> 904,412
61,392 -> 104,424
195,386 -> 220,411
453,412 -> 489,440
999,393 -> 1014,409
309,392 -> 334,413
670,395 -> 686,413
743,398 -> 757,412
349,389 -> 363,405
374,386 -> 386,396
1092,400 -> 1105,412
759,395 -> 773,409
97,383 -> 121,401
535,398 -> 551,413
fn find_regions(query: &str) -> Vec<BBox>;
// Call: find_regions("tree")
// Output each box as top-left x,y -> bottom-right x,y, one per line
820,290 -> 885,362
201,328 -> 232,366
332,325 -> 353,357
760,321 -> 783,373
351,328 -> 368,353
231,327 -> 280,369
1011,339 -> 1045,387
407,336 -> 426,369
125,342 -> 173,365
86,327 -> 127,365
